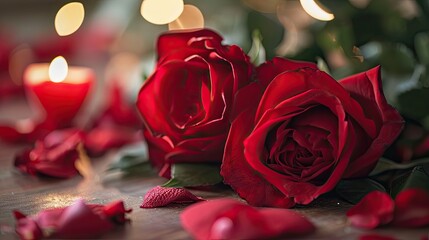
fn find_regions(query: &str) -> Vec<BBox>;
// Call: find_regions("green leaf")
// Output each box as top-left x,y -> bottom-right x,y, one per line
162,163 -> 223,188
380,43 -> 415,76
335,178 -> 386,204
246,11 -> 284,60
415,32 -> 429,65
370,157 -> 429,176
390,165 -> 429,198
397,88 -> 429,120
248,29 -> 266,66
106,142 -> 151,175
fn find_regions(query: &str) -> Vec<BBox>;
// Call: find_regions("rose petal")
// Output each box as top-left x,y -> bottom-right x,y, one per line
14,129 -> 83,178
102,200 -> 133,224
346,191 -> 394,229
256,57 -> 317,88
92,84 -> 141,128
157,29 -> 223,60
141,186 -> 205,208
221,109 -> 295,208
84,126 -> 141,157
392,188 -> 429,228
15,217 -> 43,240
53,200 -> 113,239
14,199 -> 131,239
340,66 -> 404,178
181,198 -> 315,240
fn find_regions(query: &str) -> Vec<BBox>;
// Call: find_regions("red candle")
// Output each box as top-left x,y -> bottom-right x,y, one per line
24,56 -> 94,127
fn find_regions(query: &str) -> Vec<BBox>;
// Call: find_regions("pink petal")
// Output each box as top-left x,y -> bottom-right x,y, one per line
392,188 -> 429,228
181,198 -> 315,240
141,186 -> 205,208
15,217 -> 43,240
346,191 -> 394,229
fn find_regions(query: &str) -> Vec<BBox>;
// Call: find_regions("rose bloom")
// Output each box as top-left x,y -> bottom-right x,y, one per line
137,29 -> 253,177
221,58 -> 404,207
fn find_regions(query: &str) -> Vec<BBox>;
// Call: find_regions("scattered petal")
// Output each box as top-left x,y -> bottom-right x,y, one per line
14,129 -> 84,178
346,191 -> 394,229
181,198 -> 315,240
392,188 -> 429,228
84,126 -> 142,157
102,200 -> 133,224
141,186 -> 205,208
14,199 -> 131,240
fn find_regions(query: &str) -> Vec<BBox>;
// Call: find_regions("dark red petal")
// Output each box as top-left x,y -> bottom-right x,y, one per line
53,200 -> 113,239
157,29 -> 223,60
392,188 -> 429,228
340,67 -> 404,178
181,198 -> 314,240
256,57 -> 317,88
346,191 -> 394,229
221,109 -> 295,208
13,129 -> 83,178
141,186 -> 205,208
103,200 -> 132,224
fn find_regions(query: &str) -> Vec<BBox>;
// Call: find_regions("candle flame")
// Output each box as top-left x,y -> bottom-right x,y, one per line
55,2 -> 85,36
49,56 -> 69,83
300,0 -> 334,21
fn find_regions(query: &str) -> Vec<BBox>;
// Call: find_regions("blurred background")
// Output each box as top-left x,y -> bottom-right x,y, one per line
1,0 -> 429,162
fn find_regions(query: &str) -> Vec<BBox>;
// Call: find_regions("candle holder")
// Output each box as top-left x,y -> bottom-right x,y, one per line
23,57 -> 94,128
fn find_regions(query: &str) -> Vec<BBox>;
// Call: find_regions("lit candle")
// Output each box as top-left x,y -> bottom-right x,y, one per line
24,56 -> 94,127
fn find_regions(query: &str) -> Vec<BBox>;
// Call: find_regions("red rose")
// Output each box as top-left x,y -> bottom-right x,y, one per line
137,29 -> 253,177
221,58 -> 404,207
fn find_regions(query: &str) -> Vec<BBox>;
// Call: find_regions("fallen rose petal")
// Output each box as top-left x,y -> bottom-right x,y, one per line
14,129 -> 84,178
392,188 -> 429,228
53,200 -> 113,239
15,217 -> 43,240
92,84 -> 141,128
141,186 -> 205,208
359,233 -> 398,240
14,199 -> 131,239
181,198 -> 315,240
84,125 -> 142,157
102,200 -> 133,224
346,191 -> 394,229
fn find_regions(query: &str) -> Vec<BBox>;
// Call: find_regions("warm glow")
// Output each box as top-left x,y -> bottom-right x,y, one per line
55,2 -> 85,36
49,56 -> 69,83
168,5 -> 204,30
300,0 -> 334,21
141,0 -> 184,25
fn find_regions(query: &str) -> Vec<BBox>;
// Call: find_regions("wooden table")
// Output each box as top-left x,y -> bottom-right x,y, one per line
0,101 -> 427,240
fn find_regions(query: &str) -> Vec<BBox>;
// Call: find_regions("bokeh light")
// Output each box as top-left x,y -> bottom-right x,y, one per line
141,0 -> 184,25
168,5 -> 204,30
55,2 -> 85,36
300,0 -> 334,21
